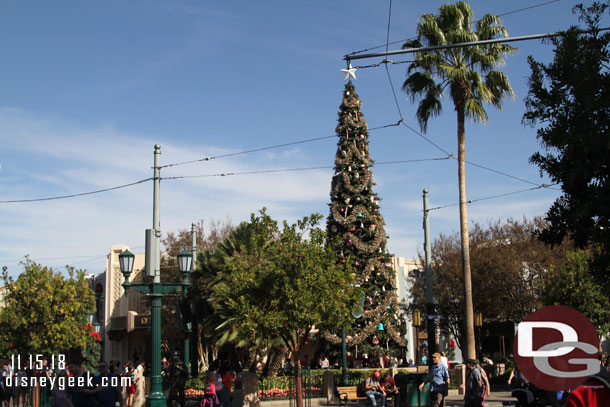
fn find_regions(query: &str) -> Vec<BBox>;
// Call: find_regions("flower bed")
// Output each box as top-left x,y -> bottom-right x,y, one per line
185,388 -> 206,399
258,387 -> 322,401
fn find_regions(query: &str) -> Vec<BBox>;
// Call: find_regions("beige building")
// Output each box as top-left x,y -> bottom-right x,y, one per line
391,257 -> 420,363
97,245 -> 186,365
99,244 -> 150,364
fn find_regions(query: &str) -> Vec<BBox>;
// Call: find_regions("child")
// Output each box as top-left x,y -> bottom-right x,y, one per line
201,372 -> 219,407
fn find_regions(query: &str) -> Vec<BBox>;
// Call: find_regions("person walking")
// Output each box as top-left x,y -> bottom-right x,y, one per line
66,360 -> 97,407
419,353 -> 450,407
91,360 -> 123,407
463,359 -> 483,407
363,371 -> 386,407
166,352 -> 188,407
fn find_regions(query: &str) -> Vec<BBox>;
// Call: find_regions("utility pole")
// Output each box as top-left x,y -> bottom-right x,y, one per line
423,189 -> 437,365
184,222 -> 196,375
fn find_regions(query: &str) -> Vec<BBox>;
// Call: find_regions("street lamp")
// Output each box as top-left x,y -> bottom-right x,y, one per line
117,143 -> 194,407
120,248 -> 192,407
88,312 -> 101,335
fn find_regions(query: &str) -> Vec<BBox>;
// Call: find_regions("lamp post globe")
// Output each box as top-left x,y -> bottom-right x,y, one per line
119,249 -> 135,277
177,249 -> 193,278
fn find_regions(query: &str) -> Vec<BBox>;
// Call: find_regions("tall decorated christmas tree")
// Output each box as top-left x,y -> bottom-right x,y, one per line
326,81 -> 406,354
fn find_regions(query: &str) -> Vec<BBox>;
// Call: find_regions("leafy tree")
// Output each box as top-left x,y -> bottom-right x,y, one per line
161,218 -> 232,373
326,81 -> 406,351
539,250 -> 610,337
202,209 -> 356,405
523,2 -> 610,290
409,218 -> 571,351
0,259 -> 100,366
402,0 -> 515,359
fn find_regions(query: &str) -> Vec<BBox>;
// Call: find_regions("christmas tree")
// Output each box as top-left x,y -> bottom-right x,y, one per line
326,81 -> 405,352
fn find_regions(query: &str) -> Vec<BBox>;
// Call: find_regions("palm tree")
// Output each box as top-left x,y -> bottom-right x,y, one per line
402,1 -> 514,359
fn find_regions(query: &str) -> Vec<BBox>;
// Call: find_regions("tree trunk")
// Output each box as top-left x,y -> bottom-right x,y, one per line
263,346 -> 288,377
457,107 -> 476,361
293,350 -> 303,407
247,348 -> 259,372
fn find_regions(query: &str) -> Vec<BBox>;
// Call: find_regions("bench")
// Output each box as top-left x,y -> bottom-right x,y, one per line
337,386 -> 394,406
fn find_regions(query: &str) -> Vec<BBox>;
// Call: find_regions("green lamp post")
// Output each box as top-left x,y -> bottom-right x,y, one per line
120,247 -> 193,407
341,289 -> 365,385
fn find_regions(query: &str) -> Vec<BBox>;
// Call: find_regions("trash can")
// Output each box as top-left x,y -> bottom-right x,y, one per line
394,373 -> 421,407
419,381 -> 431,407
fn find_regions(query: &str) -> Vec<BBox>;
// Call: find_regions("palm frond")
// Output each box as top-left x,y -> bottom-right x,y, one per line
464,98 -> 488,123
417,92 -> 443,132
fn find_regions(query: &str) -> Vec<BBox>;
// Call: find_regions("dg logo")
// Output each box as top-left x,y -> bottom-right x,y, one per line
514,305 -> 600,391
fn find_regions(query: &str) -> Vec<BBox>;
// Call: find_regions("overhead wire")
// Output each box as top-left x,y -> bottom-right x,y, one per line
160,122 -> 403,170
162,157 -> 452,181
345,0 -> 562,58
0,178 -> 152,204
375,0 -> 552,190
427,183 -> 559,212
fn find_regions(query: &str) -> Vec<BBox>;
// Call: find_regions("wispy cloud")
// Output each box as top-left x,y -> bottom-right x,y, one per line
0,109 -> 334,275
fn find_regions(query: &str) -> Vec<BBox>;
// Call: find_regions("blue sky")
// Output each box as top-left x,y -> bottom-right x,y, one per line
0,0 -> 596,277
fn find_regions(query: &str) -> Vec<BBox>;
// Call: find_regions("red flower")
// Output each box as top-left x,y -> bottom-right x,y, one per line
9,343 -> 13,348
84,324 -> 94,330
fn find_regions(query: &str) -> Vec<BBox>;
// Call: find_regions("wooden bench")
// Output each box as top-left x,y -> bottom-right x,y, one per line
337,386 -> 393,406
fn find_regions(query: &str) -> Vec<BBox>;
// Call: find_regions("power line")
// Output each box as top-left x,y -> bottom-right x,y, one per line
374,3 -> 552,190
162,157 -> 451,181
1,246 -> 145,267
427,184 -> 559,211
160,122 -> 402,170
346,0 -> 562,57
0,178 -> 152,204
0,156 -> 451,204
464,160 -> 542,187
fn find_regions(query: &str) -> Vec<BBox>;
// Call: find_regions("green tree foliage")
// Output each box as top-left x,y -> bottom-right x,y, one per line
539,250 -> 610,337
409,218 -> 571,350
161,219 -> 233,372
326,81 -> 406,351
523,2 -> 610,288
0,259 -> 99,362
196,209 -> 357,366
402,0 -> 515,359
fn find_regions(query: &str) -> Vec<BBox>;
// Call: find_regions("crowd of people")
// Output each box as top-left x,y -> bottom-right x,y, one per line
0,356 -> 134,407
0,353 -> 199,407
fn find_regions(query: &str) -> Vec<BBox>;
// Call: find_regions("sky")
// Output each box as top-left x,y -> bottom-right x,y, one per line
0,0 -> 599,278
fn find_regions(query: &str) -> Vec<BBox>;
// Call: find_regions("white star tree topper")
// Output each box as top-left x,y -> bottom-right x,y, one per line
341,63 -> 357,81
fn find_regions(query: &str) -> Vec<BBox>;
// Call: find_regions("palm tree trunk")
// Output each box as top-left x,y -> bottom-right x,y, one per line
457,107 -> 476,360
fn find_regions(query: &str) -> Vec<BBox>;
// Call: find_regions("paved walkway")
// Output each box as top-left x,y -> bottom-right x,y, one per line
253,389 -> 517,406
444,390 -> 516,406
